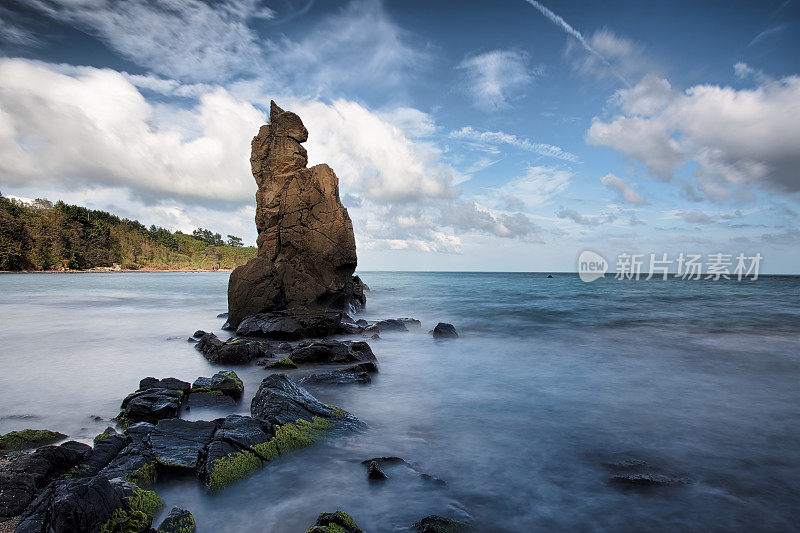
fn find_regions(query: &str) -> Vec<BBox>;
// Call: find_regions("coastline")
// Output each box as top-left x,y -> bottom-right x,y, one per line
0,268 -> 234,274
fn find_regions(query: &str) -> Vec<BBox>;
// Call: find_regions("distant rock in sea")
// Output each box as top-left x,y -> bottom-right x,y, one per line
227,101 -> 364,331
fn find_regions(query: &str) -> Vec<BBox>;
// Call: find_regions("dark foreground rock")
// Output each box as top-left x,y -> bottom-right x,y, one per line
156,506 -> 196,533
306,511 -> 363,533
0,441 -> 91,519
235,309 -> 343,340
16,476 -> 162,533
195,332 -> 269,364
412,515 -> 471,532
432,323 -> 459,339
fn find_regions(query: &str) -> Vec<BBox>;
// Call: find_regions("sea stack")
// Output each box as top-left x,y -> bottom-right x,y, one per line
227,101 -> 364,333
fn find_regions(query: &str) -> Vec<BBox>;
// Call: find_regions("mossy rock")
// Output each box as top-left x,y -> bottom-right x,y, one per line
126,461 -> 157,488
267,357 -> 297,369
100,487 -> 163,533
306,510 -> 363,533
0,429 -> 66,452
157,506 -> 196,533
412,515 -> 470,533
207,416 -> 338,490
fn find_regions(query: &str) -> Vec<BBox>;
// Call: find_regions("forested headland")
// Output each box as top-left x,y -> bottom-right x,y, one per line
0,193 -> 256,271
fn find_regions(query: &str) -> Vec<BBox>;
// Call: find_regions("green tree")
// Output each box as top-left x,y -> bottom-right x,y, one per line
227,235 -> 243,247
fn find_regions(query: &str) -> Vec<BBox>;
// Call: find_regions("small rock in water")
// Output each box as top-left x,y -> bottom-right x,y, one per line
399,318 -> 422,328
192,330 -> 206,339
432,322 -> 458,339
157,506 -> 196,533
307,510 -> 363,533
604,458 -> 689,490
289,340 -> 375,365
216,312 -> 229,319
195,332 -> 268,364
367,460 -> 387,480
266,357 -> 297,369
412,515 -> 470,532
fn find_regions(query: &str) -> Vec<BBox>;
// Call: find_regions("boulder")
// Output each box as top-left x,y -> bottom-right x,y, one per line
139,377 -> 191,393
100,424 -> 157,487
307,511 -> 363,533
16,476 -> 161,533
265,357 -> 297,369
289,340 -> 375,365
203,415 -> 273,487
235,309 -> 343,340
149,419 -> 217,470
250,374 -> 347,426
0,441 -> 91,519
432,323 -> 458,339
120,388 -> 184,425
227,101 -> 362,329
399,318 -> 422,328
195,332 -> 268,364
371,319 -> 408,332
157,506 -> 196,533
191,370 -> 244,399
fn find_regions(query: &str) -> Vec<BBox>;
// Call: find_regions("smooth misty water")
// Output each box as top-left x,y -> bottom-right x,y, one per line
1,272 -> 799,532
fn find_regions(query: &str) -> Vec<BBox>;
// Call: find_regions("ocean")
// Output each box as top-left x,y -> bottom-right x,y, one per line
0,272 -> 798,531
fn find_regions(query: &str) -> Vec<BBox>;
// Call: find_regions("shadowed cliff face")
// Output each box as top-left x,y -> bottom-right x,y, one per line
227,101 -> 358,327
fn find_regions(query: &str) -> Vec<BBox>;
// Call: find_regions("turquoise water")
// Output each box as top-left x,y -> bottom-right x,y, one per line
0,272 -> 799,531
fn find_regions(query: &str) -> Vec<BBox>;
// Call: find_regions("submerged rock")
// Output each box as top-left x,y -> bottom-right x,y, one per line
432,323 -> 458,339
227,101 -> 362,329
370,319 -> 408,332
289,340 -> 375,365
307,511 -> 363,533
366,460 -> 387,480
604,458 -> 690,490
235,309 -> 343,340
0,429 -> 66,453
301,370 -> 371,385
195,332 -> 268,364
412,515 -> 470,532
157,506 -> 196,533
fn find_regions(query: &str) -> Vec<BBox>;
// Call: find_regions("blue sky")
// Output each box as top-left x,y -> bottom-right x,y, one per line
0,0 -> 798,272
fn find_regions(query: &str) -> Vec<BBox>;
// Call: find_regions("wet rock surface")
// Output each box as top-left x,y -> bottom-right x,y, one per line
306,511 -> 363,533
251,374 -> 350,427
235,309 -> 343,340
156,506 -> 196,533
194,332 -> 268,364
289,340 -> 376,365
605,459 -> 690,490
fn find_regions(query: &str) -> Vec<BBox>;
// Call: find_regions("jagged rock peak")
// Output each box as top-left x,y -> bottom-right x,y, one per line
227,101 -> 363,329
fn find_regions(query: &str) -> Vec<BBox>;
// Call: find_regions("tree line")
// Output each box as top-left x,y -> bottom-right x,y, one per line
0,194 -> 256,271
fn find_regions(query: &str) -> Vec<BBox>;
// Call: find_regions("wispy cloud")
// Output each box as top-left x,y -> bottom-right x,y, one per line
457,49 -> 540,111
522,0 -> 630,87
449,126 -> 579,162
749,23 -> 789,47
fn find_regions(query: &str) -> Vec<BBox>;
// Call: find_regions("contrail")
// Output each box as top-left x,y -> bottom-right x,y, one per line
522,0 -> 631,87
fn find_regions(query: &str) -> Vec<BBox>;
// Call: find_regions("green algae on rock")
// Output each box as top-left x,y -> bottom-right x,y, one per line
266,357 -> 297,369
99,486 -> 163,533
306,510 -> 363,533
156,506 -> 196,533
0,429 -> 66,452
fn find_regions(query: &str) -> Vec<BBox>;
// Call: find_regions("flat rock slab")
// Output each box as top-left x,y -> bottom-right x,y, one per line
290,340 -> 375,365
192,371 -> 244,398
251,374 -> 344,426
150,419 -> 217,470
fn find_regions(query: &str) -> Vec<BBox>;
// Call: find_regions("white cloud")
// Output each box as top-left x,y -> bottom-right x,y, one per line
556,206 -> 595,226
440,201 -> 539,238
600,173 -> 647,205
449,126 -> 579,162
457,49 -> 539,111
28,0 -> 273,82
0,58 -> 261,205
